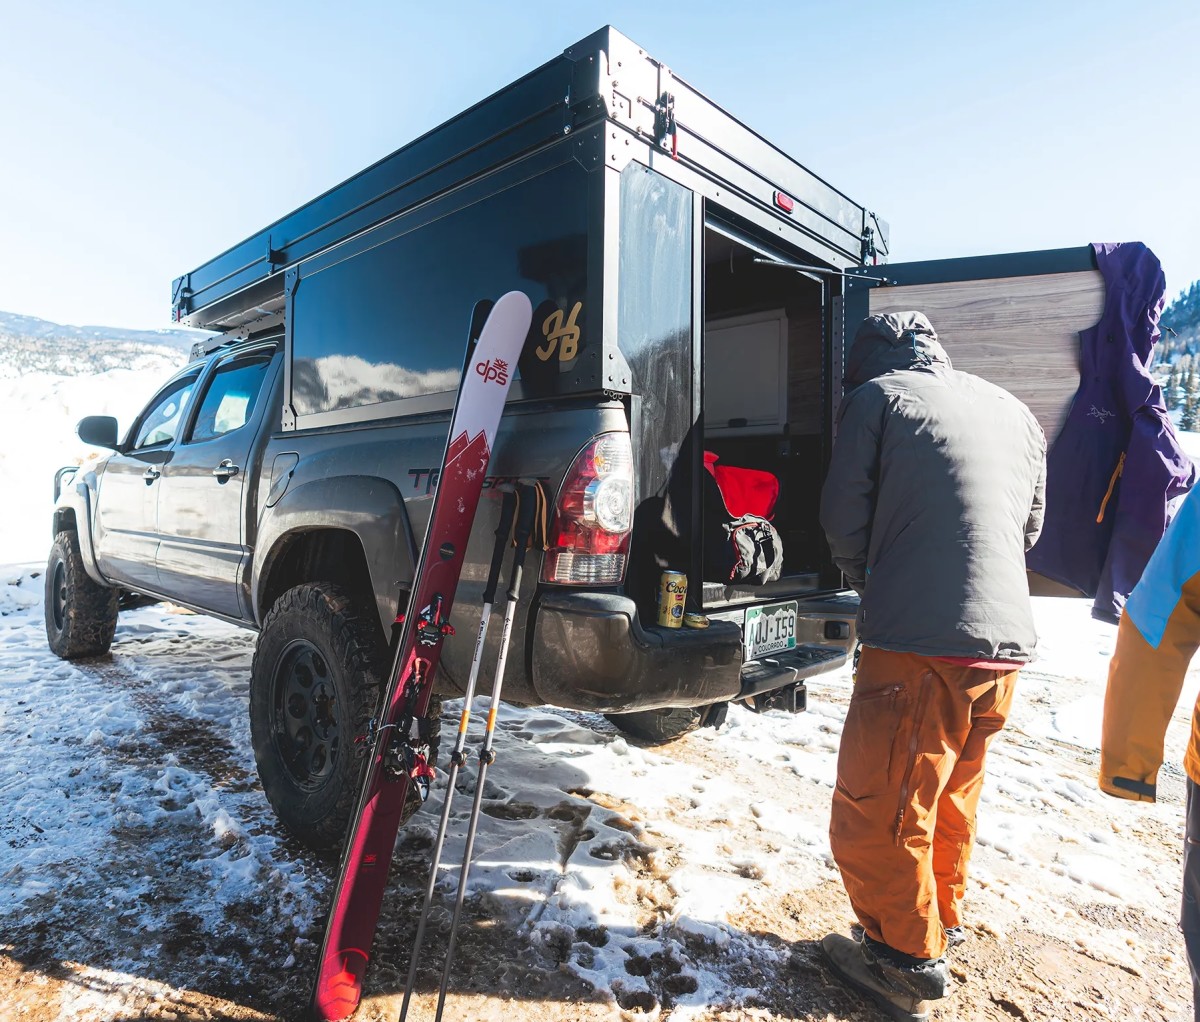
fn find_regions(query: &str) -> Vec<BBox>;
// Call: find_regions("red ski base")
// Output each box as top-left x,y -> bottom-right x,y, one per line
314,950 -> 367,1021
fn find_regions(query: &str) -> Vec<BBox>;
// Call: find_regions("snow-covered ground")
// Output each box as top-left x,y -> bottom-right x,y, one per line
4,361 -> 1200,1019
0,365 -> 172,566
2,567 -> 1197,1021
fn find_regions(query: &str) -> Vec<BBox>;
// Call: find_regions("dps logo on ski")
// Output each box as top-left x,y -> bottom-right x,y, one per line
475,357 -> 509,385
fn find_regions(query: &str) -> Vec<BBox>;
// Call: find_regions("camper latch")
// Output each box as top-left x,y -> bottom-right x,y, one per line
266,234 -> 286,271
860,225 -> 877,265
654,91 -> 678,159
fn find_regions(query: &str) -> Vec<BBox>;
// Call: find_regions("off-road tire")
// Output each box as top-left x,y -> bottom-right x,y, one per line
44,530 -> 119,659
605,705 -> 708,744
250,582 -> 386,851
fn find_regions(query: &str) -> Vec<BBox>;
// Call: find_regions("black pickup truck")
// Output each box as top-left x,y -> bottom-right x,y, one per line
46,26 -> 1106,848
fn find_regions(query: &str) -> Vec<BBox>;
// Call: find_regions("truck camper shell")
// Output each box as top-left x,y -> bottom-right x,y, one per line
164,25 -> 1110,719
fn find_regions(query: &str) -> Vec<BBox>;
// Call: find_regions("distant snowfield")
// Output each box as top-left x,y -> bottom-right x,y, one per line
0,366 -> 169,565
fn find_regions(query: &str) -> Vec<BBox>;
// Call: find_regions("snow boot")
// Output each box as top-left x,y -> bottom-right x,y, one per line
821,933 -> 948,1021
944,925 -> 967,948
854,921 -> 966,951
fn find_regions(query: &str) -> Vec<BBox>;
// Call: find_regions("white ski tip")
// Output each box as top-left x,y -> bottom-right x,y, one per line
484,290 -> 533,345
454,291 -> 533,455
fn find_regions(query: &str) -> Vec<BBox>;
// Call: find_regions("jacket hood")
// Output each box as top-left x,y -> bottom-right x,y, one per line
845,311 -> 951,388
1092,242 -> 1166,365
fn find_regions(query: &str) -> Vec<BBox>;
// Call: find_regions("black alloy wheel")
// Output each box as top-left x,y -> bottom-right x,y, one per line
44,530 -> 119,659
51,560 -> 68,633
272,639 -> 341,791
249,582 -> 386,850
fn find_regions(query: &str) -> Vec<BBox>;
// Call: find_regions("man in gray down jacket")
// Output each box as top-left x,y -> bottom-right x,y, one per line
818,311 -> 1046,1021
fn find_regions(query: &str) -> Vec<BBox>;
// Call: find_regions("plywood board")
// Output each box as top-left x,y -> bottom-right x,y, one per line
865,270 -> 1105,443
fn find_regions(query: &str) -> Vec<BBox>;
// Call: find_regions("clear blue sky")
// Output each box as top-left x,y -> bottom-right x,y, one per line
2,0 -> 1197,329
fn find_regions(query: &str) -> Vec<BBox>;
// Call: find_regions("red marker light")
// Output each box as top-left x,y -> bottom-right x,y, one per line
774,191 -> 795,214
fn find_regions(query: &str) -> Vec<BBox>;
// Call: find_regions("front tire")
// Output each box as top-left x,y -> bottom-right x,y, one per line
249,583 -> 385,850
44,530 -> 119,659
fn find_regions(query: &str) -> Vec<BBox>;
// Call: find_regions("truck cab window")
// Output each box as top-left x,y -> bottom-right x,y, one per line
132,372 -> 200,449
188,351 -> 274,443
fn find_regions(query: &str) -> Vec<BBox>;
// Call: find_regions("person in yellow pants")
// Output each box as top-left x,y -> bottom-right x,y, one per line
1100,483 -> 1200,1021
820,312 -> 1046,1021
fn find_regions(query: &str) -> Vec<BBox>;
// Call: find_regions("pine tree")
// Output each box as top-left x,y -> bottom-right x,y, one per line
1167,362 -> 1183,410
1182,365 -> 1200,433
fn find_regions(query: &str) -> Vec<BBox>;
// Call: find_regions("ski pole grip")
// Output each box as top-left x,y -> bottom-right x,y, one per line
482,489 -> 517,604
506,483 -> 539,600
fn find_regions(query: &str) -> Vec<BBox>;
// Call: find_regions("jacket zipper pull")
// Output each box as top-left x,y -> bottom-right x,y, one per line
1096,451 -> 1126,523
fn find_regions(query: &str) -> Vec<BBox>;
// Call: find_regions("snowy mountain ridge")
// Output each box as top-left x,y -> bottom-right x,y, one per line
0,309 -> 210,379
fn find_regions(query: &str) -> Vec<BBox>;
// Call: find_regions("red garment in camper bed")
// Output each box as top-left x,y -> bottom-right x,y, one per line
704,451 -> 779,520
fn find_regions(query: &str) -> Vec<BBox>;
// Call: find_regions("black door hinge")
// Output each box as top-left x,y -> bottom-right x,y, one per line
654,91 -> 678,159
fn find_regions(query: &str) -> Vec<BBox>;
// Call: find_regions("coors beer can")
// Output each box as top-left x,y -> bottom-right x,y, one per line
657,570 -> 688,628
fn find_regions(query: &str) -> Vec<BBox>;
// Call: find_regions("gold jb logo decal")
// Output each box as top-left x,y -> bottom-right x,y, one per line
536,301 -> 583,362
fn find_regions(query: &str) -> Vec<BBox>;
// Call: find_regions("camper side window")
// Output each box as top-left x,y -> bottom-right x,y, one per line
287,162 -> 589,426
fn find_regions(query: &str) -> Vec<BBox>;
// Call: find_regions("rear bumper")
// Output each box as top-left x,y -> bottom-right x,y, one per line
530,591 -> 744,713
530,587 -> 859,713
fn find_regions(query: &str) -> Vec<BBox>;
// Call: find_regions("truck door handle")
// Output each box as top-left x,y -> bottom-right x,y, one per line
212,460 -> 240,481
142,467 -> 161,484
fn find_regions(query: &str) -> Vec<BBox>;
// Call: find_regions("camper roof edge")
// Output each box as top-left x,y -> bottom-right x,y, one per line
171,25 -> 884,330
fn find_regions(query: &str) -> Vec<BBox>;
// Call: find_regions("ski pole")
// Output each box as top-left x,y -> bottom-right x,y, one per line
432,482 -> 539,1022
397,487 -> 517,1022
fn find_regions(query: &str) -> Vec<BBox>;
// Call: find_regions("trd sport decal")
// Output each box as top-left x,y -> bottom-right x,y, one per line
536,301 -> 583,363
407,470 -> 552,496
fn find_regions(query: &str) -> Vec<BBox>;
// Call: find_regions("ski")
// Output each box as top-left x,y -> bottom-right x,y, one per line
431,481 -> 540,1022
398,482 -> 540,1022
396,486 -> 517,1022
310,291 -> 532,1022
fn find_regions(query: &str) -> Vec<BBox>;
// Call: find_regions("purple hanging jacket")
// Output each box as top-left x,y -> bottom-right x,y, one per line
1027,242 -> 1196,621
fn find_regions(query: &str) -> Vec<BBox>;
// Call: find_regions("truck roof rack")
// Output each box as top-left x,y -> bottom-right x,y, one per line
187,312 -> 284,361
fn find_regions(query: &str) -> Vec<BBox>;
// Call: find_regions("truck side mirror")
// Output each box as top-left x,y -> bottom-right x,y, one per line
76,415 -> 120,450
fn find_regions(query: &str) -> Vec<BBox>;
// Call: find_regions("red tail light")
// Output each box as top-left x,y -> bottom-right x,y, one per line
542,433 -> 634,585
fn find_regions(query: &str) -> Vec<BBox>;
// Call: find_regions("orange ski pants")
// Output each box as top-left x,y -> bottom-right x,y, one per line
829,646 -> 1018,959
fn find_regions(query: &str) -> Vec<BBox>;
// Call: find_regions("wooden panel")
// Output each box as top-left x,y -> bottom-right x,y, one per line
867,270 -> 1105,442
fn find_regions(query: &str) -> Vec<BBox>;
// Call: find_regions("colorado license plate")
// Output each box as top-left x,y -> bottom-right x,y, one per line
744,600 -> 798,659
